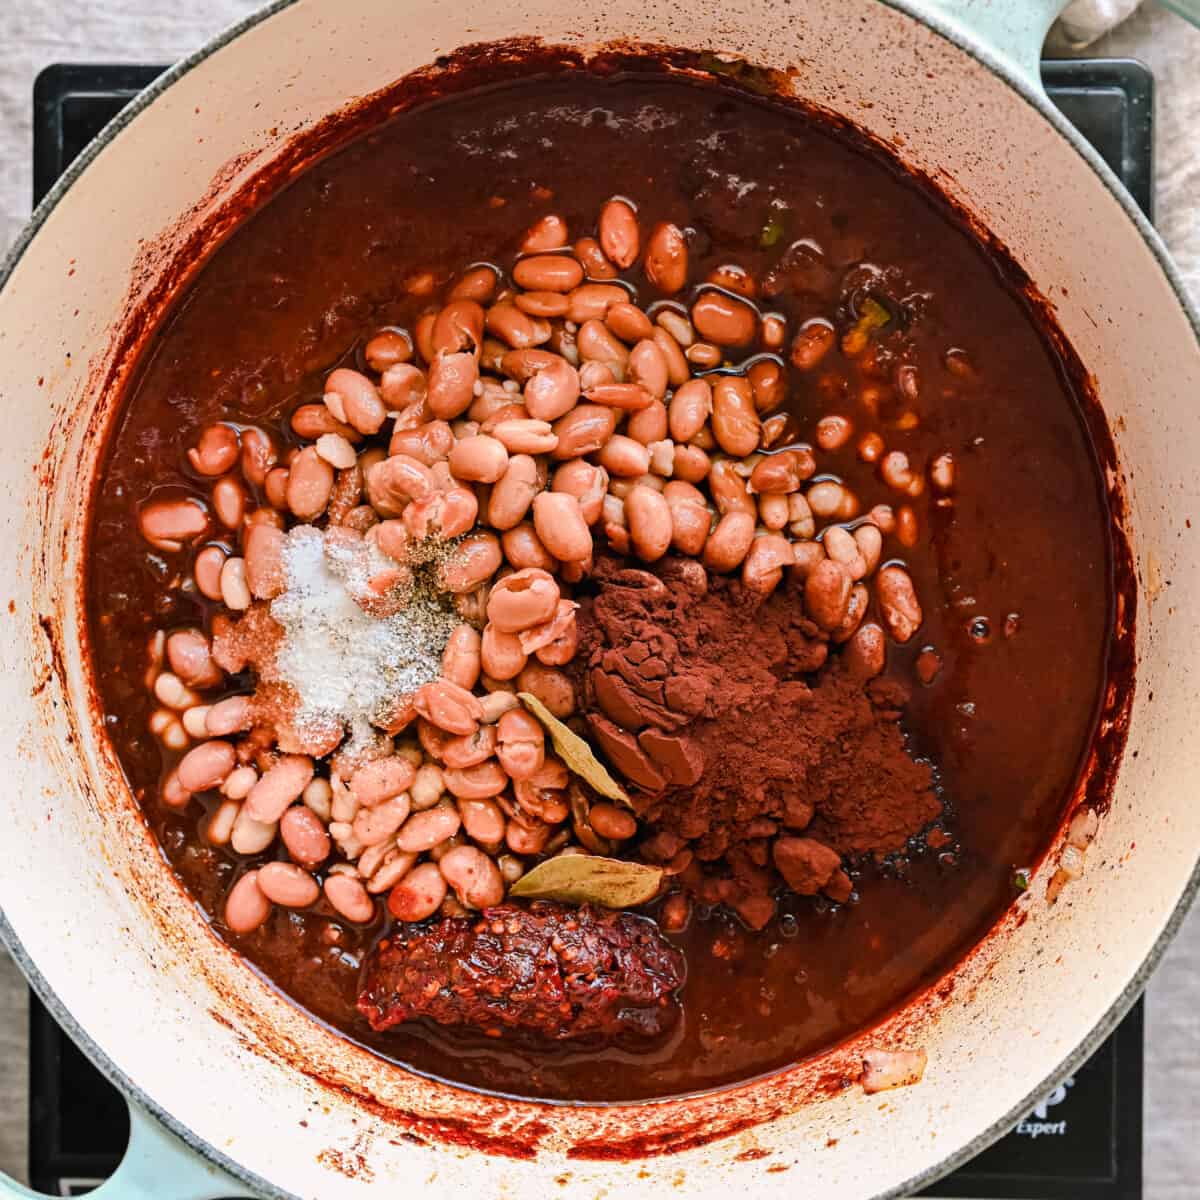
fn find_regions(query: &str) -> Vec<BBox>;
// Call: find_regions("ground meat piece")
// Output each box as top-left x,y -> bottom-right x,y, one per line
357,901 -> 685,1040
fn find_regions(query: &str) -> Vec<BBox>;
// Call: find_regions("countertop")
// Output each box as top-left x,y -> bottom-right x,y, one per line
0,2 -> 1196,1196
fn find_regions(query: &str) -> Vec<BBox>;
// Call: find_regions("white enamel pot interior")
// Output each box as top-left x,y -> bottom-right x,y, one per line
1,0 -> 1198,1197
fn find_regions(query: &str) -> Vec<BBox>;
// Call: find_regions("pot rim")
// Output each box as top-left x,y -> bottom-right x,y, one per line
1,3 -> 1197,1198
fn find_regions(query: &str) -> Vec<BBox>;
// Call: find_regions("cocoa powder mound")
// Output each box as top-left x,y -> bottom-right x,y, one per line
571,556 -> 943,925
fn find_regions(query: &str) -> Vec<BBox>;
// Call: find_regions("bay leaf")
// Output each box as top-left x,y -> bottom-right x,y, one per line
509,855 -> 664,908
518,692 -> 631,805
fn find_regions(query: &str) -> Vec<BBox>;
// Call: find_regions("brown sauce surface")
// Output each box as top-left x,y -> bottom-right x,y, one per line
86,71 -> 1112,1101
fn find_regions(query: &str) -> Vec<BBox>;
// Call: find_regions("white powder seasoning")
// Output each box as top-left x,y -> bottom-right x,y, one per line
271,526 -> 457,746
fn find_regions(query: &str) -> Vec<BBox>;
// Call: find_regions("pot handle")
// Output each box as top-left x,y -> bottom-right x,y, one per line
909,0 -> 1070,94
0,1103 -> 256,1199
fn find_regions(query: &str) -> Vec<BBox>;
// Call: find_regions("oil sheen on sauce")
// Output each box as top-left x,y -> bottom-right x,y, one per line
86,71 -> 1113,1102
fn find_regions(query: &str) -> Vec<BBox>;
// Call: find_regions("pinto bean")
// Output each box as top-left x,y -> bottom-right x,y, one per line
225,871 -> 271,934
876,565 -> 923,642
286,448 -> 334,520
702,511 -> 756,572
832,582 -> 870,643
663,480 -> 711,556
598,197 -> 640,268
205,694 -> 252,737
544,404 -> 612,461
491,418 -> 558,455
482,454 -> 536,530
711,376 -> 760,456
513,253 -> 584,293
606,302 -> 654,344
521,213 -> 569,252
707,459 -> 755,516
516,663 -> 574,718
854,523 -> 883,575
630,405 -> 670,449
481,623 -> 528,681
188,423 -> 240,476
441,724 -> 498,770
139,498 -> 208,552
177,740 -> 236,793
805,559 -> 853,630
692,290 -> 757,347
166,629 -> 223,688
747,358 -> 787,413
402,485 -> 478,540
500,521 -> 556,572
567,284 -> 627,325
487,568 -> 560,632
426,352 -> 478,421
246,755 -> 315,824
742,533 -> 795,595
513,353 -> 580,422
496,708 -> 545,781
353,793 -> 412,847
806,480 -> 857,520
572,236 -> 617,280
748,450 -> 812,494
443,759 -> 508,800
439,845 -> 505,909
440,624 -> 482,691
458,798 -> 507,846
589,803 -> 637,841
896,504 -> 919,548
414,679 -> 484,736
790,318 -> 836,370
532,492 -> 592,563
280,806 -> 331,868
439,531 -> 502,593
431,300 -> 485,358
326,367 -> 386,435
596,435 -> 651,478
823,525 -> 868,579
379,363 -> 429,413
364,327 -> 413,371
817,415 -> 854,451
644,222 -> 688,294
552,459 -> 607,524
624,485 -> 672,562
760,313 -> 788,351
627,339 -> 669,400
845,621 -> 887,678
448,434 -> 508,484
257,861 -> 320,909
387,860 -> 448,920
672,443 -> 710,483
237,428 -> 276,489
350,757 -> 417,808
323,874 -> 375,923
577,319 -> 630,377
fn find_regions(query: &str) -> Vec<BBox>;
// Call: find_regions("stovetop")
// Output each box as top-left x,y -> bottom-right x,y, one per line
28,58 -> 1152,1199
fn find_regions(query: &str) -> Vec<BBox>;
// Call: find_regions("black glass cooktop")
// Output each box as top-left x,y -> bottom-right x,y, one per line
28,58 -> 1151,1199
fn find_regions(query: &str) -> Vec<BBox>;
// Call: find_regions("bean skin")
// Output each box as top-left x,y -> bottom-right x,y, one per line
481,623 -> 528,680
326,368 -> 386,435
708,459 -> 756,516
644,222 -> 688,294
742,533 -> 795,595
487,568 -> 560,633
663,482 -> 711,556
240,427 -> 277,486
414,679 -> 483,736
496,707 -> 545,780
673,444 -> 711,483
443,760 -> 509,799
431,300 -> 485,357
